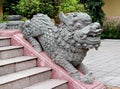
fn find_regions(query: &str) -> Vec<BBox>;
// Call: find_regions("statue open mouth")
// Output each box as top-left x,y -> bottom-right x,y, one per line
83,30 -> 102,50
85,24 -> 103,44
87,33 -> 101,43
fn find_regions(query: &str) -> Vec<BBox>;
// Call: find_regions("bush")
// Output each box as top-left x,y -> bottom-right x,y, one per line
16,0 -> 85,19
3,0 -> 85,20
3,0 -> 19,15
15,0 -> 54,19
59,0 -> 85,13
101,17 -> 120,39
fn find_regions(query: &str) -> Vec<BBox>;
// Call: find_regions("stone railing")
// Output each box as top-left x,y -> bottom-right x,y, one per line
0,15 -> 24,30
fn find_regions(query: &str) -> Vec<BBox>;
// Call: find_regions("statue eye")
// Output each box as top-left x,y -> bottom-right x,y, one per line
73,20 -> 77,23
73,14 -> 77,17
69,24 -> 74,27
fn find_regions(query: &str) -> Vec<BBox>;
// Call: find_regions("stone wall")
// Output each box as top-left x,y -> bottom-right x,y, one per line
103,0 -> 120,16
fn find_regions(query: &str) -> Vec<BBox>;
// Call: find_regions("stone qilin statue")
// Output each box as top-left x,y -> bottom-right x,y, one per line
16,12 -> 103,84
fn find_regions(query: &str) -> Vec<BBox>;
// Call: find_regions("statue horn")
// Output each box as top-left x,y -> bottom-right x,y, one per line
59,12 -> 67,24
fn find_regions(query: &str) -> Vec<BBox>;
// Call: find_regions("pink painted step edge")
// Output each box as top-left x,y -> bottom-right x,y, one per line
0,30 -> 106,89
0,30 -> 21,37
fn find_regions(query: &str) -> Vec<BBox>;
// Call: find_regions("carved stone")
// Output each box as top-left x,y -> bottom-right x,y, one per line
0,23 -> 6,29
0,15 -> 24,30
21,12 -> 102,84
6,15 -> 22,21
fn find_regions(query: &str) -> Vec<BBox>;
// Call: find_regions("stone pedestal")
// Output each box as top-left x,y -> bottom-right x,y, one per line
6,15 -> 24,29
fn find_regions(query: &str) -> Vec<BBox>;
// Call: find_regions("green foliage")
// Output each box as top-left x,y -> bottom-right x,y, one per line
15,0 -> 54,18
101,18 -> 120,39
3,0 -> 19,15
59,0 -> 85,13
16,0 -> 40,18
16,0 -> 85,18
3,0 -> 85,20
81,0 -> 105,25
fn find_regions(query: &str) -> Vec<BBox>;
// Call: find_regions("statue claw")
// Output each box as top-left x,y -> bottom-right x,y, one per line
81,72 -> 95,84
71,72 -> 81,80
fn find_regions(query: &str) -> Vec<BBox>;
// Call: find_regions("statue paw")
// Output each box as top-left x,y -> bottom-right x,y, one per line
81,72 -> 95,84
71,72 -> 81,80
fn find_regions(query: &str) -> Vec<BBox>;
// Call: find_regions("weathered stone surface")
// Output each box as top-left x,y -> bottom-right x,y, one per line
0,12 -> 102,84
21,12 -> 102,84
0,23 -> 6,29
0,15 -> 24,30
6,15 -> 22,21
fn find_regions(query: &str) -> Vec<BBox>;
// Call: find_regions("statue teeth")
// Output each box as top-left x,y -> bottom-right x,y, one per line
82,35 -> 87,39
95,44 -> 99,47
94,44 -> 99,50
89,45 -> 93,49
83,43 -> 87,47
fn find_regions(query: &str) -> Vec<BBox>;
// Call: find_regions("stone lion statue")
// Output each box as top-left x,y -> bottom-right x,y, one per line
10,12 -> 103,84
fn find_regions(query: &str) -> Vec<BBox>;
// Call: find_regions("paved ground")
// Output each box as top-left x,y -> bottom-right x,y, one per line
83,39 -> 120,87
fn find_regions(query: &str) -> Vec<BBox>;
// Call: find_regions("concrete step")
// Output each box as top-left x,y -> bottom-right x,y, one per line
0,37 -> 11,47
24,79 -> 68,89
0,46 -> 23,60
0,67 -> 52,89
0,56 -> 37,76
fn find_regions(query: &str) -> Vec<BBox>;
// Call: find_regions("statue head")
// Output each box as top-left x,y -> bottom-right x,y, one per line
59,12 -> 103,50
59,12 -> 92,30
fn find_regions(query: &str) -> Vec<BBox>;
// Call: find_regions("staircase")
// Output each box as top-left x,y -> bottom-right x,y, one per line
0,37 -> 68,89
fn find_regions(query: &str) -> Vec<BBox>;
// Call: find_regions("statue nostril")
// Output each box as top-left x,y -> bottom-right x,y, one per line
76,23 -> 81,28
95,26 -> 100,30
